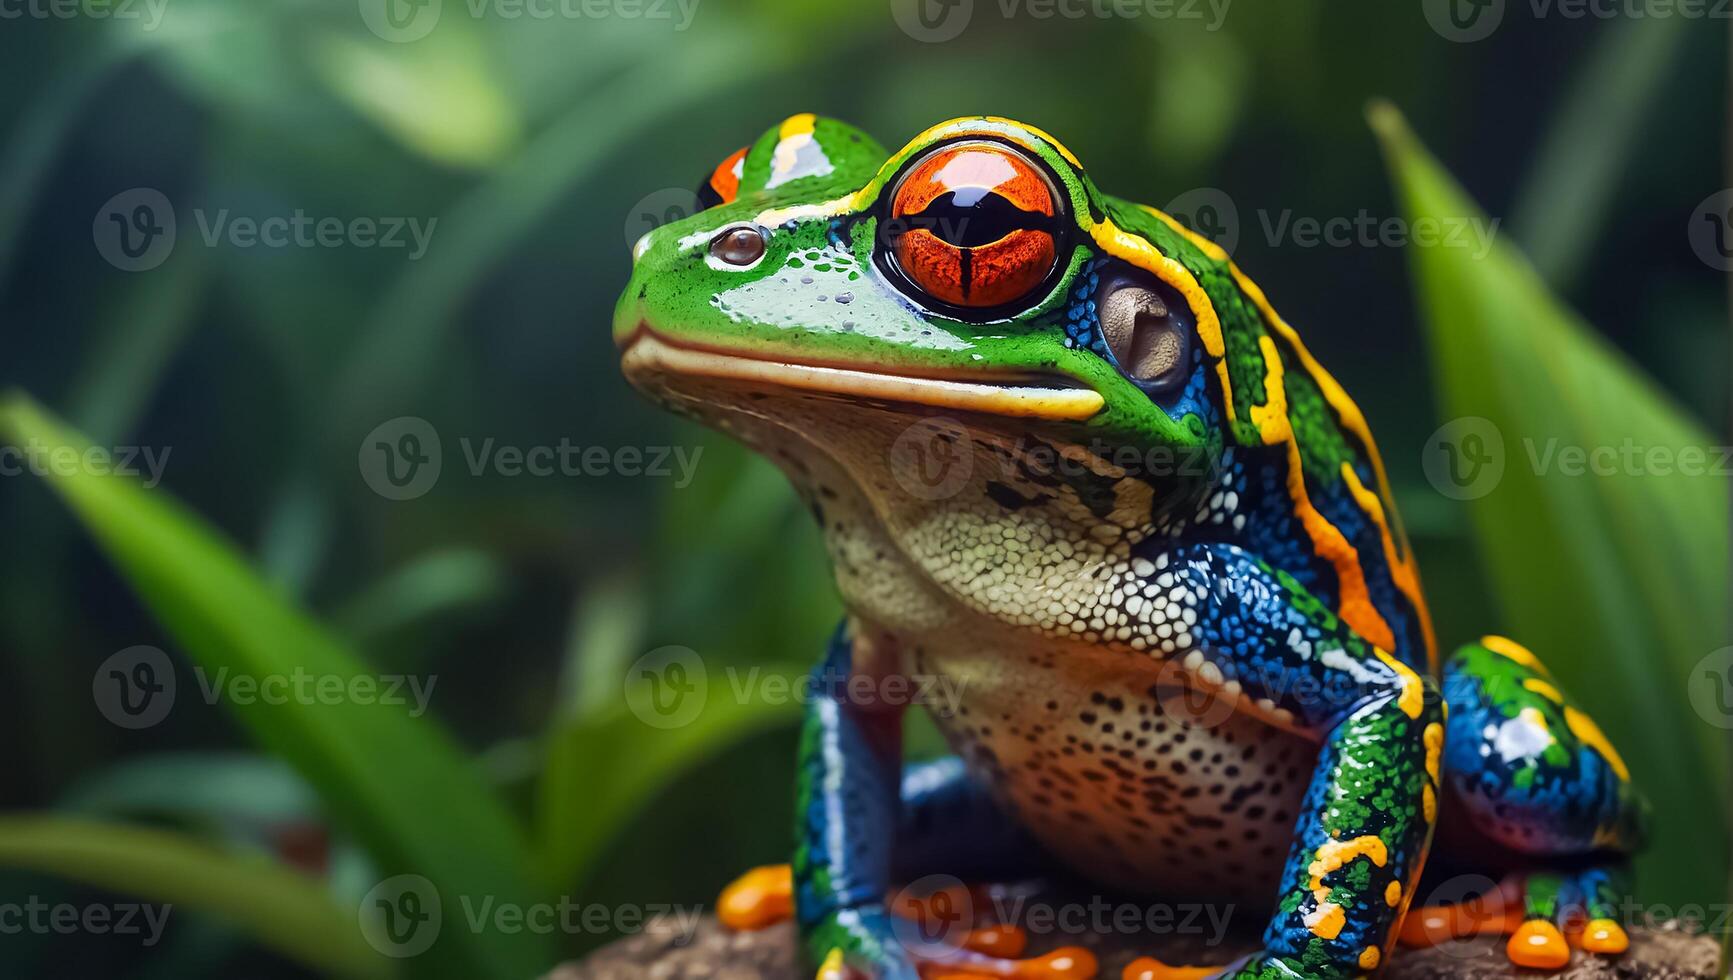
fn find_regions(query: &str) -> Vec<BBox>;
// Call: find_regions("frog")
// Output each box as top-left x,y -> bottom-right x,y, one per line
614,114 -> 1647,980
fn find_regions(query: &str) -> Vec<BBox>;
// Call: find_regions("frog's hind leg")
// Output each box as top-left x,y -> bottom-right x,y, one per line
1405,636 -> 1645,970
718,755 -> 1042,932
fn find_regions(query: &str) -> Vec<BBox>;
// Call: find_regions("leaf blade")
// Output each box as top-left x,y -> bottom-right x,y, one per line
1371,102 -> 1729,905
0,815 -> 387,980
0,395 -> 551,980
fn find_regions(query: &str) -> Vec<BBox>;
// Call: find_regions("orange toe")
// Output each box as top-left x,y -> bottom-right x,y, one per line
963,924 -> 1028,959
1122,955 -> 1218,979
1576,918 -> 1629,955
1399,899 -> 1524,947
926,946 -> 1097,980
718,864 -> 793,931
1508,919 -> 1571,970
1016,947 -> 1098,979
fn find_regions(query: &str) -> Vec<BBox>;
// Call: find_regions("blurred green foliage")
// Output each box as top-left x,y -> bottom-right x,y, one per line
0,1 -> 1726,977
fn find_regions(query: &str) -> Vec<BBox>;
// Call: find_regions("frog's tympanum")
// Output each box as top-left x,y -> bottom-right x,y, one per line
615,116 -> 1646,980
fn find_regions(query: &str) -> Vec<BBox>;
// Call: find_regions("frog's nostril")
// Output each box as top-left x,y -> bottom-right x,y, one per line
710,226 -> 768,267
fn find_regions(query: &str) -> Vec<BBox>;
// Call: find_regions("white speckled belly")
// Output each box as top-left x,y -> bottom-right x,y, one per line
914,633 -> 1317,907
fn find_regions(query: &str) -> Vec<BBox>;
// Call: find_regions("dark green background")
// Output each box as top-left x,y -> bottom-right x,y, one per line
0,1 -> 1726,976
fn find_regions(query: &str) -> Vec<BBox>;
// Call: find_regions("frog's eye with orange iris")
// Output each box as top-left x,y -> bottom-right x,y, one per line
696,146 -> 747,210
883,141 -> 1063,311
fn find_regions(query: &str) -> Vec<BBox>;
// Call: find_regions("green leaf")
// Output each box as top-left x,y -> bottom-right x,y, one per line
330,35 -> 781,435
308,28 -> 522,170
332,548 -> 510,643
534,657 -> 801,893
0,395 -> 551,980
1370,102 -> 1729,905
60,752 -> 315,827
0,815 -> 387,980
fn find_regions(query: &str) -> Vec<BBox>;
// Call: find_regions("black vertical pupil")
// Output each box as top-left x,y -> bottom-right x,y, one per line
904,190 -> 1044,248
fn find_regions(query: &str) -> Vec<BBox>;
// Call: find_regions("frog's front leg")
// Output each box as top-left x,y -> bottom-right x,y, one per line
1132,543 -> 1443,980
791,622 -> 1094,980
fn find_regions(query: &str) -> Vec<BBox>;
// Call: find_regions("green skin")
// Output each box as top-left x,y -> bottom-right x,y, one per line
615,116 -> 1644,980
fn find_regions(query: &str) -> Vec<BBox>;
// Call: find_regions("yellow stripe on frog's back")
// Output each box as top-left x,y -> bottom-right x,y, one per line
1136,204 -> 1438,672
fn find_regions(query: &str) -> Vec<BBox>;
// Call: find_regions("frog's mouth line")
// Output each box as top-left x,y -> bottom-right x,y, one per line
620,328 -> 1105,421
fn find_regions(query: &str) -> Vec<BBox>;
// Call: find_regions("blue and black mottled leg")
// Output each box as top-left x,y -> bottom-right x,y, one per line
736,622 -> 1088,979
719,753 -> 1037,932
1401,636 -> 1646,968
785,622 -> 917,979
1122,543 -> 1445,980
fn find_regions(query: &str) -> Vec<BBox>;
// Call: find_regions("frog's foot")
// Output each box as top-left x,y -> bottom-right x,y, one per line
810,917 -> 1097,980
775,875 -> 1090,979
1399,869 -> 1632,970
889,881 -> 1097,979
719,865 -> 1051,963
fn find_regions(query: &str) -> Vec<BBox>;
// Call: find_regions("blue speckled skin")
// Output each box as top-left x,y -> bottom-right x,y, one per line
617,115 -> 1647,980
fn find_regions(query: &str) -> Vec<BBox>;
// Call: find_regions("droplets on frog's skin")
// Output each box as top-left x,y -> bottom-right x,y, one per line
712,236 -> 973,351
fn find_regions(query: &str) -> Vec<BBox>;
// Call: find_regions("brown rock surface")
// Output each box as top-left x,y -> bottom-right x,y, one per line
551,906 -> 1719,980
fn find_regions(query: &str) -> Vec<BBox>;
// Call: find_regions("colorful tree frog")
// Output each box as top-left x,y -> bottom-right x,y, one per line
614,115 -> 1647,980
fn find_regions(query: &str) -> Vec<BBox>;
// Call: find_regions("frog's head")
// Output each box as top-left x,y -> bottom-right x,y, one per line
617,115 -> 1232,569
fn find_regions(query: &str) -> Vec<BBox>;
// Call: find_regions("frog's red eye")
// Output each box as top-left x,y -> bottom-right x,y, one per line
885,141 -> 1062,310
696,146 -> 747,210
